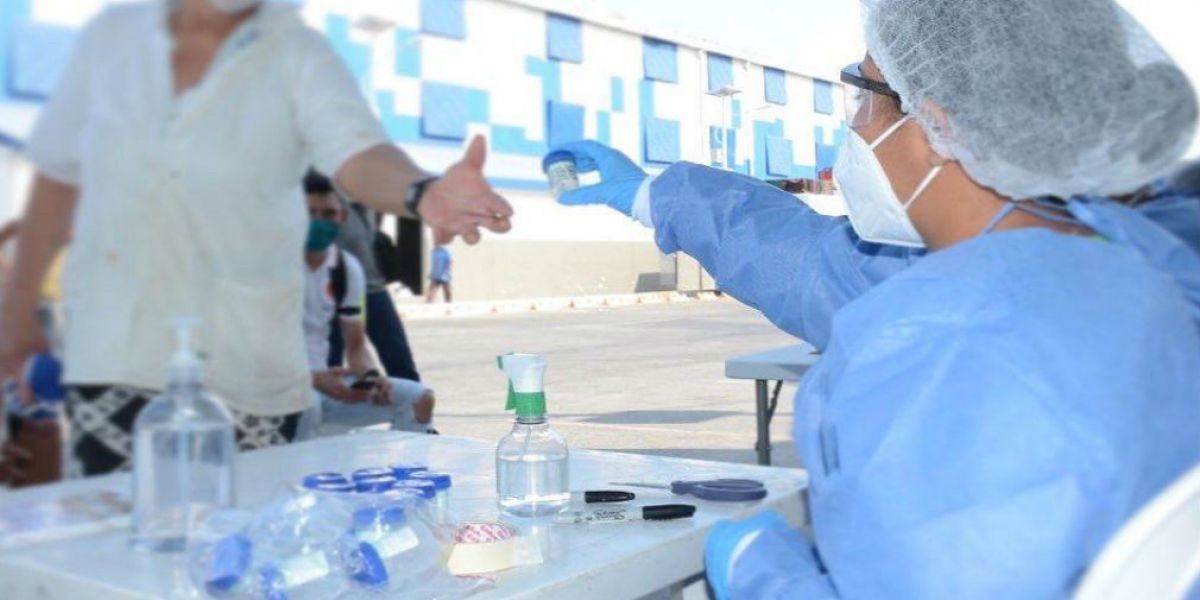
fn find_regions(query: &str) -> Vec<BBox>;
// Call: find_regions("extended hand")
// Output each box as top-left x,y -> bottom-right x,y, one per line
420,136 -> 513,245
547,141 -> 648,216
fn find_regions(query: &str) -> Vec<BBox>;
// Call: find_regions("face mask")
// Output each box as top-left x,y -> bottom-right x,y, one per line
834,116 -> 943,248
208,0 -> 262,14
305,220 -> 340,253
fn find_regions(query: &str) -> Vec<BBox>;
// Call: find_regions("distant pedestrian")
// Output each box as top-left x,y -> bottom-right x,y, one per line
426,245 -> 453,303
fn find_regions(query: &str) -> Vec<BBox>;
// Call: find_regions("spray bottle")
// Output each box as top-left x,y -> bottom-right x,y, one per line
131,318 -> 236,552
495,353 -> 569,517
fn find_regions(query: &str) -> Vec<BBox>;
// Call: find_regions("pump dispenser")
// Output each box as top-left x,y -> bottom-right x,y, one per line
495,354 -> 570,517
132,318 -> 236,552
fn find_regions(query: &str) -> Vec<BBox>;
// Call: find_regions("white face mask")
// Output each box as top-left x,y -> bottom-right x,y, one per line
208,0 -> 262,13
834,116 -> 943,248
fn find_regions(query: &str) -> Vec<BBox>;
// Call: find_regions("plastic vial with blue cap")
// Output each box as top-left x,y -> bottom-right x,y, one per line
132,318 -> 236,552
351,504 -> 420,560
542,151 -> 579,199
496,353 -> 570,517
409,472 -> 452,512
393,479 -> 437,501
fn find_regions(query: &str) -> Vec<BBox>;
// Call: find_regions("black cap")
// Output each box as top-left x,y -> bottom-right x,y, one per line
584,490 -> 636,504
641,504 -> 697,521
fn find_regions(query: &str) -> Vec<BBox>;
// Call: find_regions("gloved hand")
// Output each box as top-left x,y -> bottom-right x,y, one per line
705,510 -> 800,600
546,141 -> 647,216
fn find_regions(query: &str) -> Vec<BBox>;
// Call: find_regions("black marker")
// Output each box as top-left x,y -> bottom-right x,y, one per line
554,504 -> 696,524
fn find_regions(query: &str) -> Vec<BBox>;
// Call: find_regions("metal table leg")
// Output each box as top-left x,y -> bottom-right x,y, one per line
754,380 -> 785,466
755,380 -> 771,465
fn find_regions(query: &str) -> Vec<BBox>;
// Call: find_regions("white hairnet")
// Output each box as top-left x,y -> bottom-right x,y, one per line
862,0 -> 1199,199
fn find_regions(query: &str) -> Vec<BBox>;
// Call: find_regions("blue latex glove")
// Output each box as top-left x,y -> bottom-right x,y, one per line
706,511 -> 796,600
547,141 -> 647,216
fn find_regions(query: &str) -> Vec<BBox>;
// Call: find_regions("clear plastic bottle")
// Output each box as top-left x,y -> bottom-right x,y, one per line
132,318 -> 236,552
495,354 -> 569,517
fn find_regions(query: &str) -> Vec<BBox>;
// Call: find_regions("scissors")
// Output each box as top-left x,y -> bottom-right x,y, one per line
610,479 -> 768,502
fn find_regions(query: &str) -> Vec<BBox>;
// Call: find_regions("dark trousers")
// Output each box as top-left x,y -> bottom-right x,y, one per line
328,290 -> 421,382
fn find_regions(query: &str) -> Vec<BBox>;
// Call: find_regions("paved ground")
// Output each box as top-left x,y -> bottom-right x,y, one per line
404,297 -> 805,468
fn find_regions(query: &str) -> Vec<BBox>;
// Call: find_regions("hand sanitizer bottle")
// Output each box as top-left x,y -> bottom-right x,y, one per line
495,354 -> 569,517
132,318 -> 236,552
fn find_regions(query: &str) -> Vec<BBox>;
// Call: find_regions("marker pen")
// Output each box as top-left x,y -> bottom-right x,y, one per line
554,504 -> 696,525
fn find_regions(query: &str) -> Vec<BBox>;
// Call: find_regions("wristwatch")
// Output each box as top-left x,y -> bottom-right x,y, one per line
404,176 -> 439,220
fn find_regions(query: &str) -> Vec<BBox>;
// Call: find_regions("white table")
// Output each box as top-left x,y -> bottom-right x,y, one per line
0,433 -> 808,600
725,343 -> 821,465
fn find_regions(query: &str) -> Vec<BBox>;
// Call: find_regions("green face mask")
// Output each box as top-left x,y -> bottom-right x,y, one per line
305,220 -> 341,252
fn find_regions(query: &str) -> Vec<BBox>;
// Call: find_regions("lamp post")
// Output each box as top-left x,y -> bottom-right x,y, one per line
711,86 -> 742,170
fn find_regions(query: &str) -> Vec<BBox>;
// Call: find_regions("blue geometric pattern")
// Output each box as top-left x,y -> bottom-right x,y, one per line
9,21 -> 73,100
643,38 -> 678,83
765,67 -> 788,105
547,14 -> 582,63
707,54 -> 733,93
645,118 -> 680,164
421,0 -> 465,39
0,1 -> 846,182
766,136 -> 793,177
394,28 -> 421,77
611,77 -> 625,113
814,80 -> 835,115
546,101 -> 585,147
326,14 -> 370,89
421,82 -> 488,140
596,111 -> 612,145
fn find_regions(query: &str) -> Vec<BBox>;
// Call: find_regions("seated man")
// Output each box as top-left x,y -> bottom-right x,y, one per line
300,174 -> 436,437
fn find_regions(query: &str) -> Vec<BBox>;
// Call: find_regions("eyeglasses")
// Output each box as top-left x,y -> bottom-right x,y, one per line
841,62 -> 903,128
309,208 -> 340,220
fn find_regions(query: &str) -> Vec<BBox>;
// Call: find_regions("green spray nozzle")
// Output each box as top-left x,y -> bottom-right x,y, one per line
497,353 -> 547,418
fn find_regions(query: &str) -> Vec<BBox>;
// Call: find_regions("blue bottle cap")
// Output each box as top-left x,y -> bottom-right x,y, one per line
542,150 -> 576,174
346,541 -> 389,587
313,481 -> 355,493
409,472 -> 452,491
393,479 -> 436,499
388,464 -> 428,479
356,479 -> 396,494
352,468 -> 395,482
259,565 -> 288,600
204,534 -> 252,596
302,472 -> 348,489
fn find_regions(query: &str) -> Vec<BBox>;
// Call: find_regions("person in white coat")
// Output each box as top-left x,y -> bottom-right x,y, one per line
0,0 -> 512,475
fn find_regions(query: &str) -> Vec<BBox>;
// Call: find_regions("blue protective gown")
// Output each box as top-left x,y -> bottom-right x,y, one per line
1131,192 -> 1200,256
651,163 -> 1200,599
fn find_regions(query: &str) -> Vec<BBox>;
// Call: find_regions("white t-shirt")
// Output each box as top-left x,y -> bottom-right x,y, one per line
24,2 -> 389,414
303,249 -> 365,371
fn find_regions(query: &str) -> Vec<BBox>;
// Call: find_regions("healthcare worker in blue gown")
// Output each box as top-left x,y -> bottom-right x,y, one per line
547,0 -> 1200,596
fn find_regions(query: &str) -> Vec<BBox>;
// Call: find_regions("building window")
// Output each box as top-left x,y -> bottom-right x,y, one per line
643,38 -> 678,83
764,67 -> 787,105
547,14 -> 582,63
421,0 -> 466,40
813,80 -> 835,115
707,54 -> 733,94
